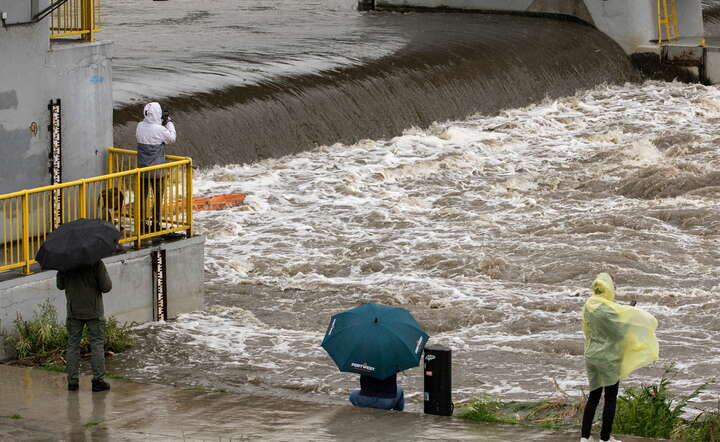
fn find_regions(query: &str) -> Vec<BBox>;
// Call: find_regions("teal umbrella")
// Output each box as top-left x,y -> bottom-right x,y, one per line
321,303 -> 429,380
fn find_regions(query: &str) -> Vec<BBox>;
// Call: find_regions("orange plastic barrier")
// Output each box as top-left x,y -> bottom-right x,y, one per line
192,193 -> 246,211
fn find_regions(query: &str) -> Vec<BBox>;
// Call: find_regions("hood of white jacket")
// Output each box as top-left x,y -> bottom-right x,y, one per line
143,102 -> 162,125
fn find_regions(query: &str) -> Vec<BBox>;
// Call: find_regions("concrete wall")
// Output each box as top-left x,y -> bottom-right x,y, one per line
375,0 -> 705,54
584,0 -> 704,53
0,0 -> 113,195
0,235 -> 205,360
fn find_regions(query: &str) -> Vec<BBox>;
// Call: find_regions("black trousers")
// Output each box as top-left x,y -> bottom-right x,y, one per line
141,175 -> 164,232
581,382 -> 619,441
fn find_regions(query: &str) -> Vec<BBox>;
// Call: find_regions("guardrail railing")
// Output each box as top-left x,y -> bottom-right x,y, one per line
50,0 -> 102,42
1,148 -> 193,275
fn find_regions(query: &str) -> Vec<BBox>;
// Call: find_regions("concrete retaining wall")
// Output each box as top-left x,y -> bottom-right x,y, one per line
0,0 -> 113,195
0,235 -> 205,360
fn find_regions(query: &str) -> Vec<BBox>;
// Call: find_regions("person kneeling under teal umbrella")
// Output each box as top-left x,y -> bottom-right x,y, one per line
350,373 -> 404,411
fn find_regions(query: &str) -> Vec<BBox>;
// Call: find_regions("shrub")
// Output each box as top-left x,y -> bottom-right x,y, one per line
104,316 -> 133,353
459,396 -> 519,425
13,300 -> 133,364
674,401 -> 720,442
14,301 -> 67,362
613,371 -> 706,439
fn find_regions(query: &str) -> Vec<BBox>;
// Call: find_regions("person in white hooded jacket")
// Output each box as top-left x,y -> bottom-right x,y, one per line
136,102 -> 176,232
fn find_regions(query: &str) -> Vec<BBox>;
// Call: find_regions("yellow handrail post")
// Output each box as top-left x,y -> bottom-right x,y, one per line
79,180 -> 87,218
186,162 -> 193,237
81,0 -> 95,42
671,0 -> 679,41
657,0 -> 678,45
135,170 -> 142,249
22,192 -> 31,275
663,0 -> 671,44
657,0 -> 663,44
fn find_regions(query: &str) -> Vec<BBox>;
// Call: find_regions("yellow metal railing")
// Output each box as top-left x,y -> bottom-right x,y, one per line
50,0 -> 102,42
1,148 -> 193,275
657,0 -> 679,44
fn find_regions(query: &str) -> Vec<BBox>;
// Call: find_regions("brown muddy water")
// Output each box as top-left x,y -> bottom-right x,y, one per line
95,0 -> 720,421
108,80 -> 720,415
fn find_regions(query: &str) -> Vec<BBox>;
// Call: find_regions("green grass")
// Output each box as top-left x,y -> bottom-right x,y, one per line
2,414 -> 23,420
459,372 -> 717,442
39,362 -> 66,373
614,370 -> 707,440
459,396 -> 520,425
674,404 -> 720,442
83,420 -> 102,428
104,316 -> 133,353
12,300 -> 134,365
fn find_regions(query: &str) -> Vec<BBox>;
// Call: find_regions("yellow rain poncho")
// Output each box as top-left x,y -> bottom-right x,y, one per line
582,273 -> 659,391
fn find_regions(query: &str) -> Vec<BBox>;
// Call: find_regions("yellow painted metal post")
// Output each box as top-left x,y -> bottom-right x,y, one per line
82,0 -> 95,42
22,192 -> 31,275
663,0 -> 671,44
657,0 -> 663,44
80,180 -> 87,218
671,0 -> 678,41
186,162 -> 193,237
135,171 -> 142,248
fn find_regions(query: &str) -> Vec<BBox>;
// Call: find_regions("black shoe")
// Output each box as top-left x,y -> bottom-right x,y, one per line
68,383 -> 79,391
92,380 -> 111,392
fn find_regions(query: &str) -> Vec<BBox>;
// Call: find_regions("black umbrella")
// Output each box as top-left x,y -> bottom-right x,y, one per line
35,219 -> 121,272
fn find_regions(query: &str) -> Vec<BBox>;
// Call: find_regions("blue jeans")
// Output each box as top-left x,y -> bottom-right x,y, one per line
350,387 -> 404,411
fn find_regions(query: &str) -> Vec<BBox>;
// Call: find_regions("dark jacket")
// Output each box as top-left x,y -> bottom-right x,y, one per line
57,261 -> 112,320
360,374 -> 397,399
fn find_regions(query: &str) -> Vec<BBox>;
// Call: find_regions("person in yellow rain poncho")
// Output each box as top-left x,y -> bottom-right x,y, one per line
580,273 -> 659,442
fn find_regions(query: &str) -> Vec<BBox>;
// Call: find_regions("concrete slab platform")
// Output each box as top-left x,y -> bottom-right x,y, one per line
664,36 -> 720,49
0,365 -> 672,441
0,235 -> 205,346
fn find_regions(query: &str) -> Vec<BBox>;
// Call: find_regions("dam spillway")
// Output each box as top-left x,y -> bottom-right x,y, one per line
111,10 -> 637,167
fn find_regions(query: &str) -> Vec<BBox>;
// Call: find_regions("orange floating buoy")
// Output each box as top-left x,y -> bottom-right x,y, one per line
191,193 -> 246,211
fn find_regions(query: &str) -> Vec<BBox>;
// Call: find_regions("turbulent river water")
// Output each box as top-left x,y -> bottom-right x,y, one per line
104,1 -> 720,412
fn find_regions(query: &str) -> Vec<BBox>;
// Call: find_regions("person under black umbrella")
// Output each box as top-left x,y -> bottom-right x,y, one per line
36,219 -> 120,392
57,260 -> 112,392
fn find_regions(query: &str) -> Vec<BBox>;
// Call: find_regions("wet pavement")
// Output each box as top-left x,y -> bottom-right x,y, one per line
0,365 -> 671,441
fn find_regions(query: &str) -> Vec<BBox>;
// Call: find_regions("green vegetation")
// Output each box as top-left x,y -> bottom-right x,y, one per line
1,414 -> 23,420
614,373 -> 706,439
13,301 -> 67,363
83,420 -> 102,428
104,316 -> 133,353
674,405 -> 720,442
459,396 -> 519,424
12,301 -> 134,365
459,393 -> 583,429
38,362 -> 66,373
459,373 -> 718,442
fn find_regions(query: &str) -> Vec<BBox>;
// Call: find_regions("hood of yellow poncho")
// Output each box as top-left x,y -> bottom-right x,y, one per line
591,272 -> 615,302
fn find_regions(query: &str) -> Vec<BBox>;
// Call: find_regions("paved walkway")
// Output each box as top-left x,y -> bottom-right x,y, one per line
0,365 -> 668,441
